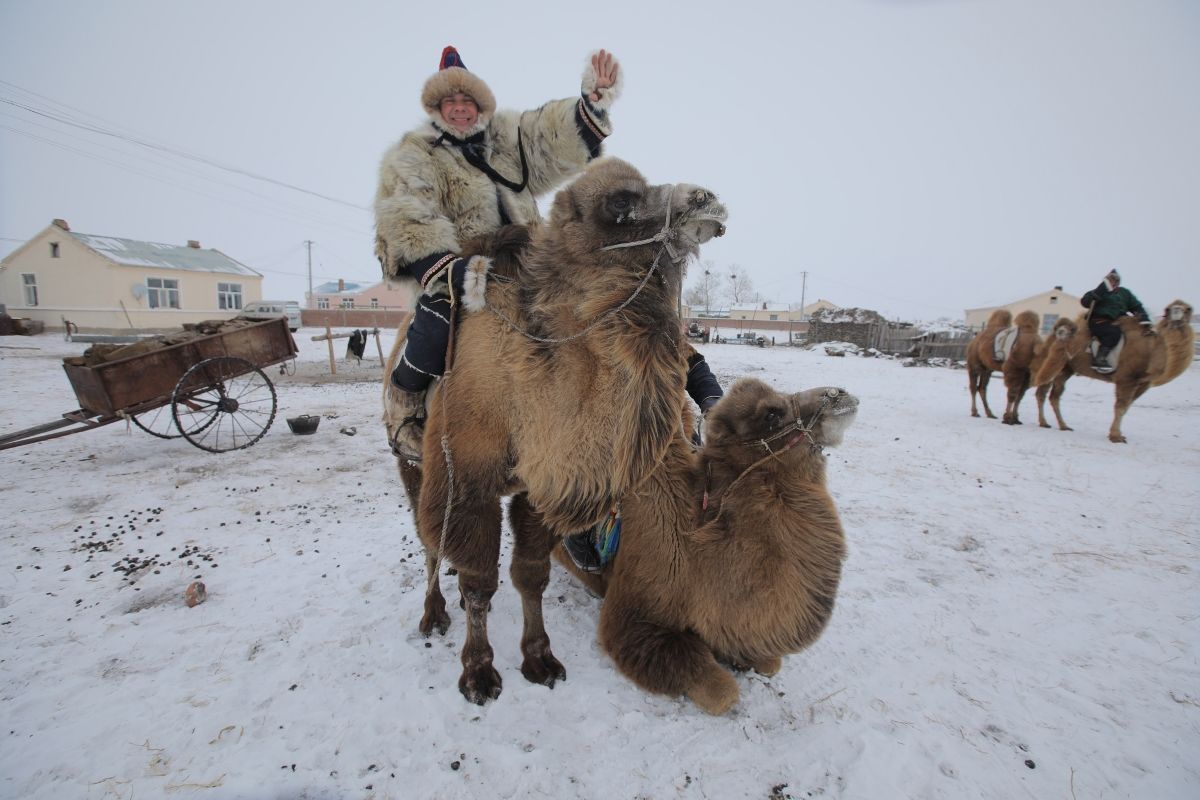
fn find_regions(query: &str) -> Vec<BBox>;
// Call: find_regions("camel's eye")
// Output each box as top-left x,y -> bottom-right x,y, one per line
606,191 -> 637,220
763,407 -> 785,429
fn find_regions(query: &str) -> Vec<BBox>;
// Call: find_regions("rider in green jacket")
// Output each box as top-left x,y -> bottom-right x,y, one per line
1080,269 -> 1150,372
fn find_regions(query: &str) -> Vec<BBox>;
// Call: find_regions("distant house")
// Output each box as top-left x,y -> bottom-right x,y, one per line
727,299 -> 837,322
796,298 -> 837,319
0,219 -> 263,332
965,286 -> 1081,334
730,301 -> 792,322
307,278 -> 413,311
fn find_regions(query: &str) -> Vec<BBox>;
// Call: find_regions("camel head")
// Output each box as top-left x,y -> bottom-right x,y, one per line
1051,316 -> 1077,341
548,157 -> 727,254
704,378 -> 859,469
1161,300 -> 1193,330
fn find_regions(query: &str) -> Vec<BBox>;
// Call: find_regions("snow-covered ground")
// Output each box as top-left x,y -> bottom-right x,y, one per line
1,329 -> 1197,800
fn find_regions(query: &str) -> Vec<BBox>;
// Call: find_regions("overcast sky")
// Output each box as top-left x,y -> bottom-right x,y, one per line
2,0 -> 1197,322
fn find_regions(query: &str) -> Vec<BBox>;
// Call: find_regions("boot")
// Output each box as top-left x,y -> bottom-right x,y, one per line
385,381 -> 427,462
1092,344 -> 1114,372
562,509 -> 622,574
562,530 -> 604,573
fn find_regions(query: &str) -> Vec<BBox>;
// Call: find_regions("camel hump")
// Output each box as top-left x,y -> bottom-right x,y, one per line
460,224 -> 532,280
1014,310 -> 1039,330
986,309 -> 1013,329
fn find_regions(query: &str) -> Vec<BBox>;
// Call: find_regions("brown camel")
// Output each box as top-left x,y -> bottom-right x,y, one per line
1032,300 -> 1194,443
1030,317 -> 1076,431
966,309 -> 1045,425
566,378 -> 858,714
383,158 -> 728,704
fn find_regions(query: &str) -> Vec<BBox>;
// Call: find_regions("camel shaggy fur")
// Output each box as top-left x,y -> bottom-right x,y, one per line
569,378 -> 857,714
1032,300 -> 1194,443
383,158 -> 728,704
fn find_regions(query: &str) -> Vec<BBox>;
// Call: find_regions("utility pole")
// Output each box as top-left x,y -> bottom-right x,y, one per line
305,240 -> 313,308
799,270 -> 808,320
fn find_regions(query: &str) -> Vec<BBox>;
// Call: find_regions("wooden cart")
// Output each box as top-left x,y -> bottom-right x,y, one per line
0,318 -> 298,453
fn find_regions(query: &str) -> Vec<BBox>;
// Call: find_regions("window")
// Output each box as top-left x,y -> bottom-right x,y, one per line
146,277 -> 180,309
217,282 -> 243,310
22,274 -> 38,306
370,297 -> 379,309
769,314 -> 778,321
49,242 -> 59,258
339,298 -> 355,310
1049,296 -> 1058,305
317,297 -> 330,310
1042,314 -> 1058,334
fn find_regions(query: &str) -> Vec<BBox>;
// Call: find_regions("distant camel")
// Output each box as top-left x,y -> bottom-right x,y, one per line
1030,318 -> 1076,431
966,309 -> 1044,425
1033,300 -> 1194,442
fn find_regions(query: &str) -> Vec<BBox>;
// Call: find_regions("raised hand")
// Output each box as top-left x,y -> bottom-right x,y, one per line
589,49 -> 619,103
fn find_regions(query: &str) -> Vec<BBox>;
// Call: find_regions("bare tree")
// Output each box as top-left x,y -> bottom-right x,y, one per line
685,260 -> 721,315
726,264 -> 755,305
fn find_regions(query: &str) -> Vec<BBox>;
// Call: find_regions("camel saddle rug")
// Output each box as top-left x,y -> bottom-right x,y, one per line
991,326 -> 1021,363
1090,334 -> 1126,371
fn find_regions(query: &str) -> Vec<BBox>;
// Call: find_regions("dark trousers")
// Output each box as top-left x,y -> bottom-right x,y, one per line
1088,317 -> 1121,350
391,292 -> 451,392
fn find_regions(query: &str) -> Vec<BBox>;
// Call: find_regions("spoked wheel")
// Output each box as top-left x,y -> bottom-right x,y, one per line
171,356 -> 278,452
131,404 -> 183,439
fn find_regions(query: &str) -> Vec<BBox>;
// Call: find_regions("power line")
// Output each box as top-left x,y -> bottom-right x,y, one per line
0,121 -> 371,239
0,81 -> 369,211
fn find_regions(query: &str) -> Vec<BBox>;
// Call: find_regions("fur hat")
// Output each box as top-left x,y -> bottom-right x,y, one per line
420,46 -> 497,127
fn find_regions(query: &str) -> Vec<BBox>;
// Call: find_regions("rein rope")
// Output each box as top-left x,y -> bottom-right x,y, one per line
703,392 -> 838,526
483,185 -> 683,345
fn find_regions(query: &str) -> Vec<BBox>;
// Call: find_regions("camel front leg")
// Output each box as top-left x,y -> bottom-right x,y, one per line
1108,381 -> 1147,444
969,367 -> 996,419
1042,376 -> 1072,431
1002,373 -> 1029,425
418,452 -> 505,704
444,498 -> 503,705
508,495 -> 567,688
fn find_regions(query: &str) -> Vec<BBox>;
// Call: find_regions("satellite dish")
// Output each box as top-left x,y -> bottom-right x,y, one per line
132,283 -> 146,300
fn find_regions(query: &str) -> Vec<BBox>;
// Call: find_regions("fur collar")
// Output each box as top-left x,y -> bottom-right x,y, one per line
427,115 -> 489,141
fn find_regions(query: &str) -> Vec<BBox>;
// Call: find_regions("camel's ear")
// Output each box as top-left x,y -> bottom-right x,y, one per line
549,185 -> 582,227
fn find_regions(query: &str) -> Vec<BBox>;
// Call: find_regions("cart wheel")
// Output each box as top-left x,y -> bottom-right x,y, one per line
171,356 -> 278,452
135,399 -> 220,440
131,405 -> 183,439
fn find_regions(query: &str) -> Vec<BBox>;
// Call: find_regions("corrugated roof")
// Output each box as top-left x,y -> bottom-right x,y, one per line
69,232 -> 260,277
313,281 -> 369,295
731,302 -> 790,312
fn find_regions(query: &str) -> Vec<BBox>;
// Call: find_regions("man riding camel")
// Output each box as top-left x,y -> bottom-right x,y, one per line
1080,268 -> 1151,373
375,46 -> 723,571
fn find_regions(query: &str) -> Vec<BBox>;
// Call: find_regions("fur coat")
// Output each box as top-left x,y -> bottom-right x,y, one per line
374,68 -> 619,291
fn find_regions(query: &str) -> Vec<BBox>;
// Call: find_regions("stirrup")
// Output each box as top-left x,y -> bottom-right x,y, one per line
389,412 -> 426,461
563,530 -> 604,573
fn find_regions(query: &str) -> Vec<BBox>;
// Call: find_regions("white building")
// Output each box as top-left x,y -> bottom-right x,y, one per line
0,219 -> 263,332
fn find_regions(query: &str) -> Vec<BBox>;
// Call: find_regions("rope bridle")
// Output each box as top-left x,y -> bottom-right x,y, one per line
702,390 -> 842,524
483,184 -> 687,345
